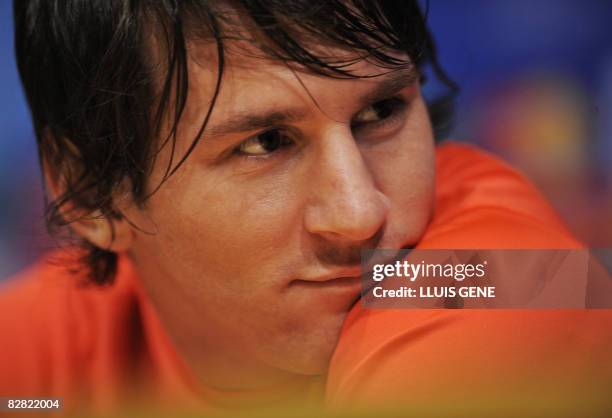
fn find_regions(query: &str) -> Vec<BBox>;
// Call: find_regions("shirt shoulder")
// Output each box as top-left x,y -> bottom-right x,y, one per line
0,251 -> 144,401
428,141 -> 580,248
0,251 -> 202,411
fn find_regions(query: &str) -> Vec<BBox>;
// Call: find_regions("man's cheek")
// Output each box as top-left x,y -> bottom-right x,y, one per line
383,169 -> 435,244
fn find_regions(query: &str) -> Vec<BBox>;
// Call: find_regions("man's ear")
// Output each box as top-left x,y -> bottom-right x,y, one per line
68,211 -> 135,253
43,158 -> 135,253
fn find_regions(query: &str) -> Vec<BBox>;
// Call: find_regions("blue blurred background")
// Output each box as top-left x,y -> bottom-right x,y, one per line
1,1 -> 611,279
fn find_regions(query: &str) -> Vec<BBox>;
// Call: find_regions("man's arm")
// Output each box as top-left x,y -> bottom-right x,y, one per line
326,142 -> 612,413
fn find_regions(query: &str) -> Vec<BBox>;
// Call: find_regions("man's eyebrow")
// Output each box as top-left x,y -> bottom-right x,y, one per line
359,67 -> 420,106
205,108 -> 308,137
204,67 -> 419,138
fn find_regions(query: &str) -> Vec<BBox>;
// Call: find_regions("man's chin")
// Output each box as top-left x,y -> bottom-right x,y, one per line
272,312 -> 351,376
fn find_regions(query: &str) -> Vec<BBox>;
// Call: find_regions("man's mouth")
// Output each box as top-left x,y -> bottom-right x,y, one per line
290,273 -> 362,289
291,248 -> 411,293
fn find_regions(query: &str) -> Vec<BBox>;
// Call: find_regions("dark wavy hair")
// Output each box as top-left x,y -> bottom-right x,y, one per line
14,0 -> 457,284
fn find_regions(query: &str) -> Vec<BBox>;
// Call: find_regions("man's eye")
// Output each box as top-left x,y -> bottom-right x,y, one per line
352,98 -> 406,128
236,129 -> 293,156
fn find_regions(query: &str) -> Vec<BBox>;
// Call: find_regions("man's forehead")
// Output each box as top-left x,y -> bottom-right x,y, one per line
174,38 -> 418,144
203,66 -> 418,138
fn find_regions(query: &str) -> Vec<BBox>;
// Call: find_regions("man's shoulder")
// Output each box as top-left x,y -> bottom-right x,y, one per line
432,140 -> 579,247
0,250 -> 133,330
435,141 -> 563,219
0,253 -> 80,340
0,250 -> 141,396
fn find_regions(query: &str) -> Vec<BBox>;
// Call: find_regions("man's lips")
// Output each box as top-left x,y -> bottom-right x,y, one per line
298,267 -> 362,283
289,271 -> 363,290
291,248 -> 411,290
291,276 -> 361,287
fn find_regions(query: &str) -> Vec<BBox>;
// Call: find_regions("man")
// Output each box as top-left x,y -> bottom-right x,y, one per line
2,0 -> 611,416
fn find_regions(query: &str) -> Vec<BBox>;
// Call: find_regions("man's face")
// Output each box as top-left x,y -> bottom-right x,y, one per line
124,42 -> 435,387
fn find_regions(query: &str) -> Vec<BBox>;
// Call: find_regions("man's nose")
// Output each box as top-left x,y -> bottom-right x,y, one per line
303,128 -> 390,242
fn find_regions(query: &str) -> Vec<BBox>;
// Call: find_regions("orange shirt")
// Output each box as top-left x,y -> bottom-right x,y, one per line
325,142 -> 612,412
0,249 -> 202,413
1,141 -> 610,414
